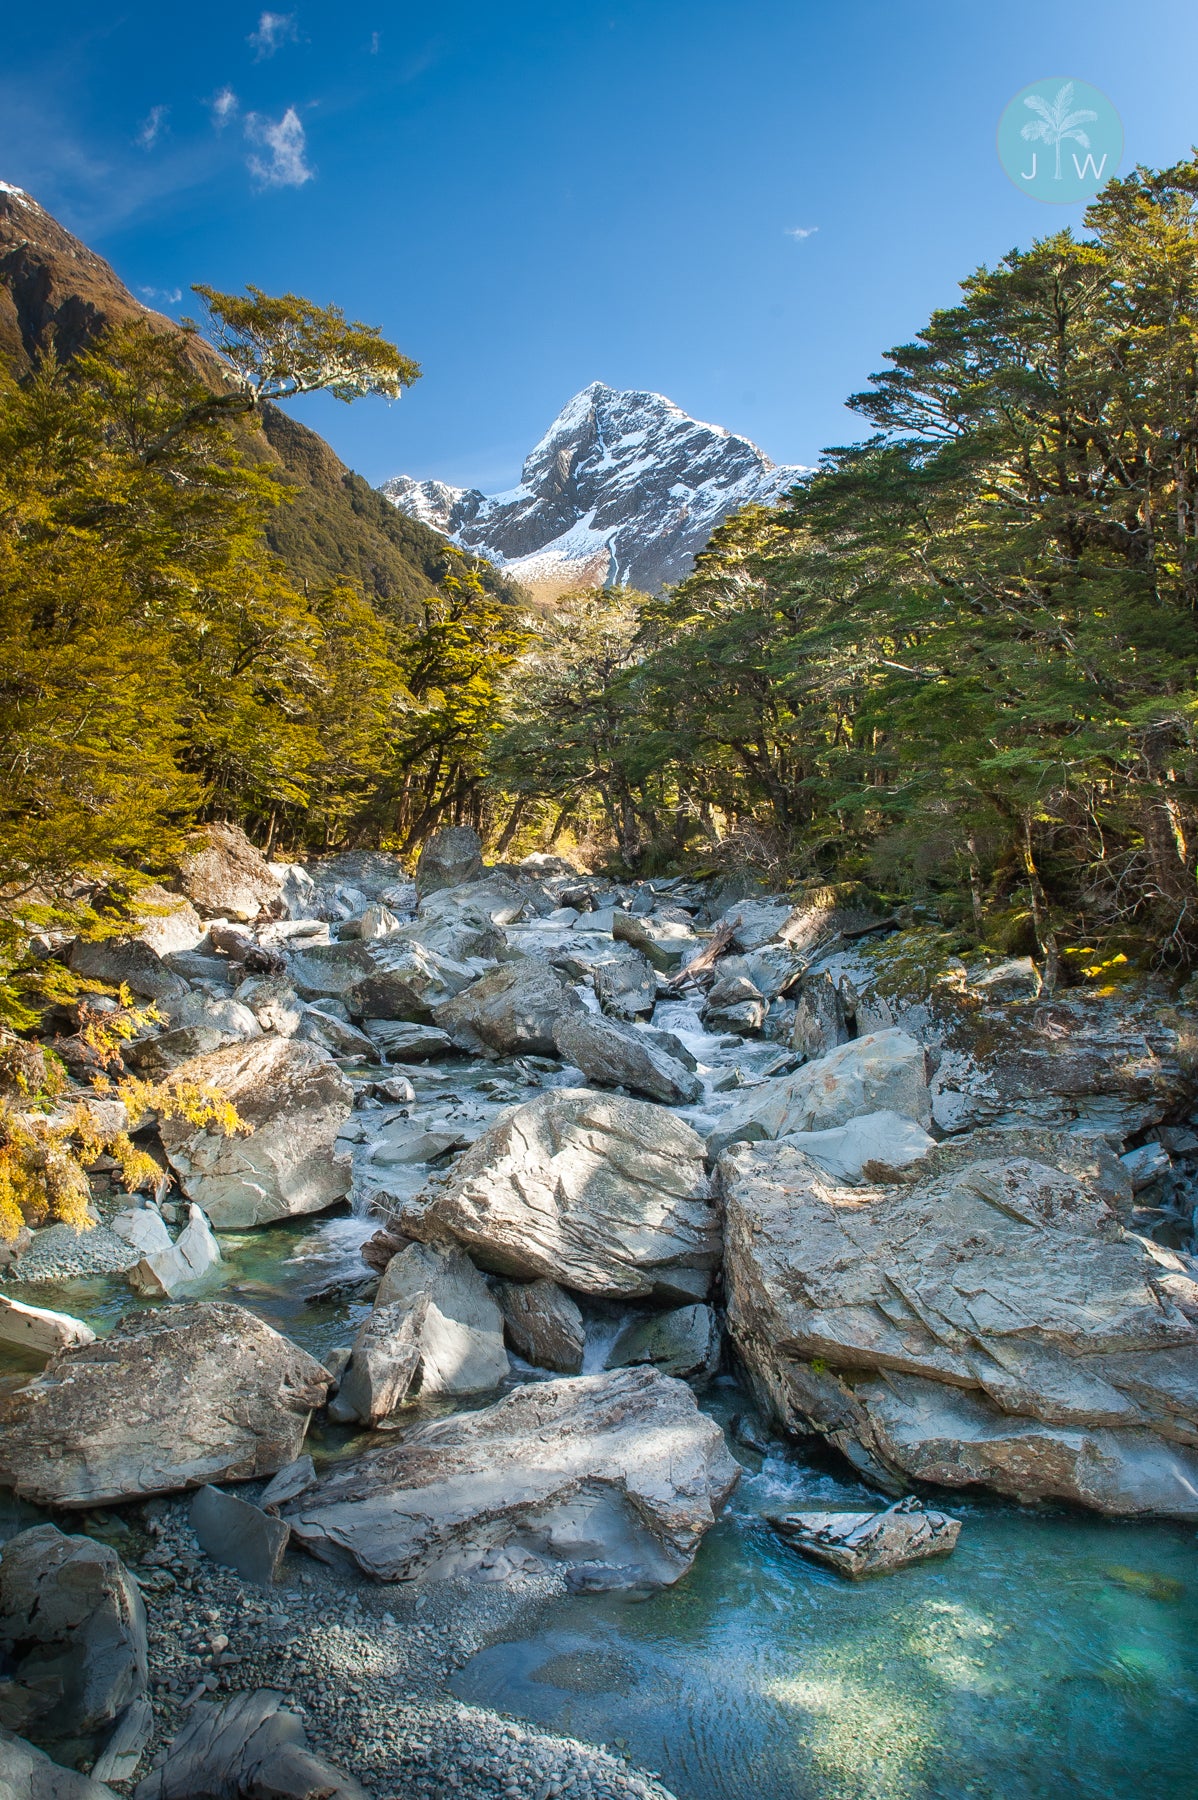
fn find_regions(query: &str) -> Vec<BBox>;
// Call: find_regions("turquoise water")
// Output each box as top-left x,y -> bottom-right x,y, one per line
452,1428 -> 1198,1800
6,1205 -> 1198,1799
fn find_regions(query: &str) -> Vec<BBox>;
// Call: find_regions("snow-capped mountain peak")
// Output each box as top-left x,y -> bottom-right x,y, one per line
380,382 -> 807,600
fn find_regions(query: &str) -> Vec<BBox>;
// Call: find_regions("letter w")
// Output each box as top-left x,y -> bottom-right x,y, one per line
1072,152 -> 1109,180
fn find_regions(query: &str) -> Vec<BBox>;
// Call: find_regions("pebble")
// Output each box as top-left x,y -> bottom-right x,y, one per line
132,1501 -> 678,1800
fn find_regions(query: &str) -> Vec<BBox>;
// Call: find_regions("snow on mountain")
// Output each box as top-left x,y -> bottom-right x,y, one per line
379,380 -> 808,600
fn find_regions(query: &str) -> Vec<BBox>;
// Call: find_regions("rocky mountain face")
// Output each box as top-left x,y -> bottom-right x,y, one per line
382,380 -> 807,600
0,182 -> 519,617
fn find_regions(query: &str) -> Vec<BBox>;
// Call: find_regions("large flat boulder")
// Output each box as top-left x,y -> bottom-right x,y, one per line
284,1366 -> 740,1589
720,1135 -> 1198,1515
433,958 -> 583,1058
159,1037 -> 352,1228
553,1012 -> 701,1105
0,1303 -> 331,1508
173,823 -> 281,922
396,1088 -> 719,1301
0,1525 -> 147,1759
715,1028 -> 930,1145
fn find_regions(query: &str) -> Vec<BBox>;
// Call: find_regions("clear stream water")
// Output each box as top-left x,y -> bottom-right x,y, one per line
3,1011 -> 1197,1800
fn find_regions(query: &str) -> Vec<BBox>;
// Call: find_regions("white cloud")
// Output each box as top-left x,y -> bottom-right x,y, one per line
370,30 -> 380,53
245,107 -> 313,188
137,106 -> 168,150
139,284 -> 183,305
248,12 -> 298,58
785,226 -> 818,240
209,87 -> 239,129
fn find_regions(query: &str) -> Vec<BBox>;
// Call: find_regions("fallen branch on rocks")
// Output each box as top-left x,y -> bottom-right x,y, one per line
663,918 -> 737,989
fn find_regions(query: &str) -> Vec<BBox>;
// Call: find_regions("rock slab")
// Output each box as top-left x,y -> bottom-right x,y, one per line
721,1136 -> 1198,1515
160,1037 -> 352,1228
132,1689 -> 366,1800
285,1366 -> 740,1590
396,1088 -> 719,1300
0,1303 -> 331,1508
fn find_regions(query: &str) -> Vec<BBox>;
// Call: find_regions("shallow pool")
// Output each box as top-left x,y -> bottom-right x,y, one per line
451,1398 -> 1198,1800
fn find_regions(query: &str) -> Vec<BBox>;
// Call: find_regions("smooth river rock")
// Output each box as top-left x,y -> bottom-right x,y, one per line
720,1135 -> 1198,1515
371,1240 -> 509,1398
0,1303 -> 331,1508
285,1366 -> 740,1590
0,1294 -> 95,1358
159,1037 -> 352,1228
396,1088 -> 719,1300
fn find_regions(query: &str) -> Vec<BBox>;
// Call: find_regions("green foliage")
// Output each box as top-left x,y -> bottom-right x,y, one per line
499,156 -> 1198,960
192,284 -> 421,406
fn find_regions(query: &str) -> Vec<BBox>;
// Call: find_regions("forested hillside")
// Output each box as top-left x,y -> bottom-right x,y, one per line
496,158 -> 1198,969
3,161 -> 1198,991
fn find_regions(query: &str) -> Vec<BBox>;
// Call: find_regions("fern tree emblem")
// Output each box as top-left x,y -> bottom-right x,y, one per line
1021,81 -> 1098,180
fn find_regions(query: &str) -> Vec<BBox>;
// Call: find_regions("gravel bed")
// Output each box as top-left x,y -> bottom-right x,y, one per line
6,1220 -> 136,1285
121,1500 -> 678,1800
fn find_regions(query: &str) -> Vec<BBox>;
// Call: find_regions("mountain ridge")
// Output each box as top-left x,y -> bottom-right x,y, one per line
0,181 -> 522,616
382,379 -> 808,599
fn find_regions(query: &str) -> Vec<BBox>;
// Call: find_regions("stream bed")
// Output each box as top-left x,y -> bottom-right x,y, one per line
4,1003 -> 1197,1800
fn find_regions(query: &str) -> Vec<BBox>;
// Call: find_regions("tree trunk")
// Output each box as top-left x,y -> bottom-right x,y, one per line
493,796 -> 528,859
1020,816 -> 1060,993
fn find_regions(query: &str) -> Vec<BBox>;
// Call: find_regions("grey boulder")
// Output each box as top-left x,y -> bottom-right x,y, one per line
496,1279 -> 586,1373
593,951 -> 656,1020
0,1525 -> 147,1758
172,823 -> 282,922
396,1088 -> 719,1300
329,1299 -> 428,1425
415,825 -> 484,897
0,1303 -> 331,1508
770,1496 -> 960,1578
716,1028 -> 930,1144
0,1728 -> 119,1799
434,957 -> 582,1058
553,1011 -> 701,1105
66,938 -> 186,1005
721,1135 -> 1198,1515
607,1303 -> 720,1382
189,1486 -> 290,1585
371,1241 -> 509,1398
285,1366 -> 740,1589
132,1689 -> 366,1800
160,1037 -> 352,1228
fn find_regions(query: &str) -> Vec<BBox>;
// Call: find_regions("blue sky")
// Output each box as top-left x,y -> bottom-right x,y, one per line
3,1 -> 1197,491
